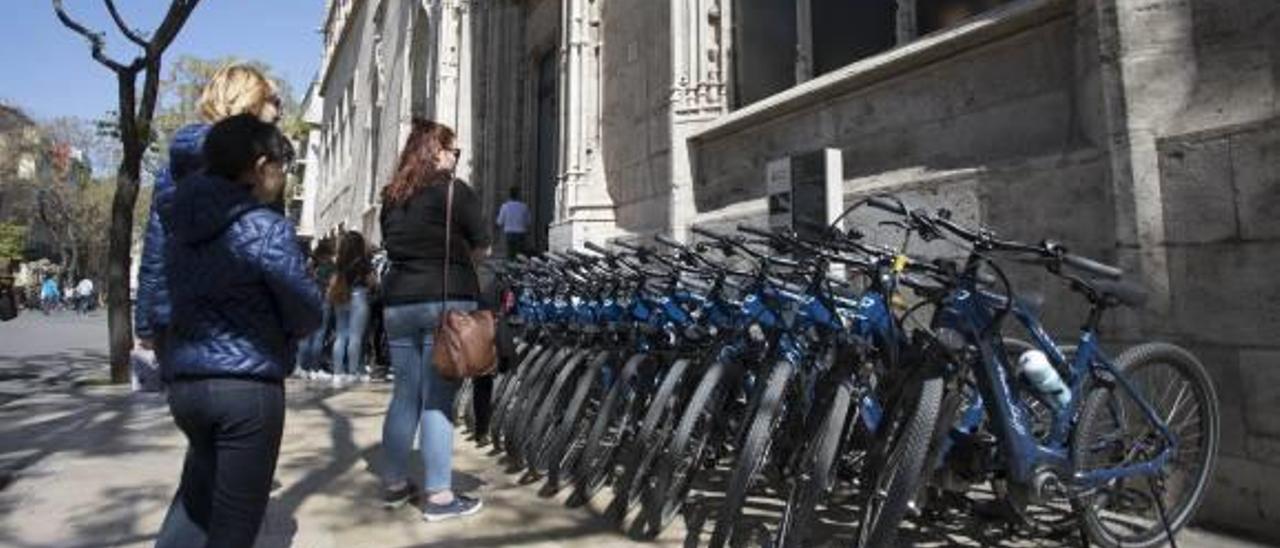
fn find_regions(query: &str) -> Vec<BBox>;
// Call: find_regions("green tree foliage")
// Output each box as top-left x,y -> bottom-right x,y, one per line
0,223 -> 26,262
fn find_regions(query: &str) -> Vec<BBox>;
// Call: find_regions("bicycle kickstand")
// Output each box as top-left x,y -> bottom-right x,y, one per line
1148,474 -> 1179,548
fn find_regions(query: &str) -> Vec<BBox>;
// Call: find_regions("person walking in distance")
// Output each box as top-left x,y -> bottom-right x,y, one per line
153,115 -> 321,547
75,277 -> 93,314
495,186 -> 531,259
329,230 -> 373,386
378,119 -> 491,521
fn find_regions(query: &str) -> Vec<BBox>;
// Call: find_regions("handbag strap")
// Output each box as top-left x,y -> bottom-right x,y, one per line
441,179 -> 455,305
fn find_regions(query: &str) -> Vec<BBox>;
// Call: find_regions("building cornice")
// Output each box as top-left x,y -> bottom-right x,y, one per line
690,0 -> 1071,144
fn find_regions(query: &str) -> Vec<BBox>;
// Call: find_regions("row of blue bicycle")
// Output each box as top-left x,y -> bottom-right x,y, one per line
475,195 -> 1219,547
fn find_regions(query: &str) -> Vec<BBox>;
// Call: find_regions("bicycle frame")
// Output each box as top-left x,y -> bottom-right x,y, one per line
938,276 -> 1178,490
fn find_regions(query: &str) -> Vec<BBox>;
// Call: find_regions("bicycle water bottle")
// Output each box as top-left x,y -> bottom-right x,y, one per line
1018,350 -> 1071,409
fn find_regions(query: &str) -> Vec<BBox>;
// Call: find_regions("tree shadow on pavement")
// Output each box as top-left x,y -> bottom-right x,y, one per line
0,350 -> 177,548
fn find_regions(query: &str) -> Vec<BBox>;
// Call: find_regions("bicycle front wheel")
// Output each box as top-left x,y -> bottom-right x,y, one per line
709,359 -> 796,548
856,374 -> 944,548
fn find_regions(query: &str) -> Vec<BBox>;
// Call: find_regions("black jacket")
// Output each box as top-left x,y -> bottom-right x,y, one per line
380,179 -> 491,305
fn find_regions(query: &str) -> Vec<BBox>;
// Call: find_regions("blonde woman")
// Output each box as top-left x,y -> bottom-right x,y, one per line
135,64 -> 282,353
139,66 -> 284,546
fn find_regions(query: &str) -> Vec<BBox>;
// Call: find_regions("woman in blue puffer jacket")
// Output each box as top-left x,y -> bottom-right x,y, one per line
153,115 -> 322,548
134,65 -> 283,356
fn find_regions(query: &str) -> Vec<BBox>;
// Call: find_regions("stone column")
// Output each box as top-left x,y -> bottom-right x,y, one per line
795,0 -> 813,83
669,0 -> 730,241
548,0 -> 614,249
1093,0 -> 1195,332
432,0 -> 475,184
895,0 -> 917,45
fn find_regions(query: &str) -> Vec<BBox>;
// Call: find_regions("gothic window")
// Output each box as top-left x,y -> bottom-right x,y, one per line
731,0 -> 1023,109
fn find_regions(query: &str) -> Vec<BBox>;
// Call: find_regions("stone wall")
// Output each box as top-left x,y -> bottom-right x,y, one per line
686,0 -> 1280,541
1154,117 -> 1280,540
690,0 -> 1090,214
601,0 -> 674,235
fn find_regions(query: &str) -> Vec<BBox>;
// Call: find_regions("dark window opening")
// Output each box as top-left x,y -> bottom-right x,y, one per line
732,0 -> 797,108
917,0 -> 1016,36
812,0 -> 897,76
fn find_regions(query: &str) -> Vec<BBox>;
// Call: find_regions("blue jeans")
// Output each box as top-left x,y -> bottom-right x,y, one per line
332,288 -> 369,376
295,304 -> 331,372
380,299 -> 476,493
155,378 -> 285,548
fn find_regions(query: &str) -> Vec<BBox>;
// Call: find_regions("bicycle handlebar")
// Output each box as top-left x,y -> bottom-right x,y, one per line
654,232 -> 683,250
1062,252 -> 1123,280
583,240 -> 611,256
866,195 -> 908,215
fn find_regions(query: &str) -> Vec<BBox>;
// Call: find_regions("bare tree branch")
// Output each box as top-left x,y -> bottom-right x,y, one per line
103,0 -> 149,48
148,0 -> 201,56
138,57 -> 163,145
50,0 -> 137,73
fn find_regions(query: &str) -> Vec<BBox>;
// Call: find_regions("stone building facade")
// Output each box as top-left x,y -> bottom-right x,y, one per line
308,0 -> 1279,539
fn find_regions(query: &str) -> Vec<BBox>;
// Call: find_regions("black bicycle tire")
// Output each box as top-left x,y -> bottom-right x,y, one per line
507,346 -> 571,460
777,376 -> 854,548
1074,342 -> 1220,548
709,359 -> 796,548
575,353 -> 650,500
618,357 -> 692,509
538,350 -> 610,475
646,359 -> 730,533
857,374 -> 944,548
493,343 -> 547,449
525,348 -> 593,471
489,346 -> 533,448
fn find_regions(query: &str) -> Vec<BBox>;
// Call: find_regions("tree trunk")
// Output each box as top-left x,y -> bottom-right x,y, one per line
106,161 -> 141,383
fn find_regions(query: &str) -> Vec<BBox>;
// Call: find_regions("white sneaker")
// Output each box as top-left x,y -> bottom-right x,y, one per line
332,374 -> 344,388
359,375 -> 371,383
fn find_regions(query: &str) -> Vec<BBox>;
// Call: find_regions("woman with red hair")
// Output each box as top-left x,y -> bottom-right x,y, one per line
377,119 -> 490,521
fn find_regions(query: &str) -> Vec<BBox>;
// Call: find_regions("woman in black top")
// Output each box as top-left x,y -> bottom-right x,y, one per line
378,119 -> 490,521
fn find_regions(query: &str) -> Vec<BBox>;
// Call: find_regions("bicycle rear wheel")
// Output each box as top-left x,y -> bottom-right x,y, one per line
1074,342 -> 1220,548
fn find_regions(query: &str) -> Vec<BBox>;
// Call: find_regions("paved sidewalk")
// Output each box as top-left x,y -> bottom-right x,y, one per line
0,313 -> 1271,547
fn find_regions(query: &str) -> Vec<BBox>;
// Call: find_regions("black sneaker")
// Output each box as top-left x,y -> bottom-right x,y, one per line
382,483 -> 415,509
422,495 -> 483,522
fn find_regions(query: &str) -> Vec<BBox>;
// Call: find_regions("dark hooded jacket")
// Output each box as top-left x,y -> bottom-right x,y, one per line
161,172 -> 322,382
135,123 -> 208,339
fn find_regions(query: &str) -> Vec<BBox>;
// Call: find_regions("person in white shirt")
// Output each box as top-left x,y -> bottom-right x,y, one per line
495,186 -> 531,259
75,278 -> 94,314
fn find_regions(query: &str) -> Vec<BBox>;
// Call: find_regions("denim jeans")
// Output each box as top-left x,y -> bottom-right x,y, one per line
380,299 -> 476,493
295,303 -> 331,372
155,378 -> 286,548
332,287 -> 370,376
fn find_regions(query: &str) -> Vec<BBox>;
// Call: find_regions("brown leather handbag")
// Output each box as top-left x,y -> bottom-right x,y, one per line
432,180 -> 498,380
